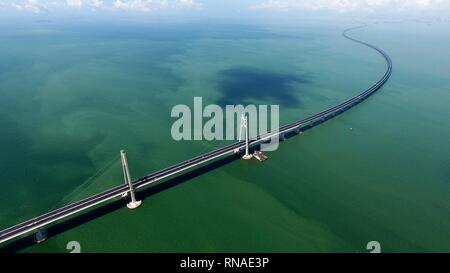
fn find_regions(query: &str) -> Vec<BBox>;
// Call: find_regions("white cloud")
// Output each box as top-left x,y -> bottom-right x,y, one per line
113,0 -> 168,12
89,0 -> 104,8
113,0 -> 202,12
67,0 -> 105,9
66,0 -> 82,8
0,0 -> 200,13
177,0 -> 202,9
12,0 -> 47,13
252,0 -> 450,13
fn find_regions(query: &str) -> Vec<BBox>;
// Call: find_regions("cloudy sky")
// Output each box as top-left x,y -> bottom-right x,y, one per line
0,0 -> 448,17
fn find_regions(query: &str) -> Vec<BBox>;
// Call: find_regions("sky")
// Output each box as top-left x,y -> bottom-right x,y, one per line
0,0 -> 449,21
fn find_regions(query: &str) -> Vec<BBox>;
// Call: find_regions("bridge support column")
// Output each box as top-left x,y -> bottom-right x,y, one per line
121,150 -> 142,209
240,115 -> 253,160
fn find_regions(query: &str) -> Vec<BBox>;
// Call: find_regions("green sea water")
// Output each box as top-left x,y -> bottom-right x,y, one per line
0,19 -> 449,253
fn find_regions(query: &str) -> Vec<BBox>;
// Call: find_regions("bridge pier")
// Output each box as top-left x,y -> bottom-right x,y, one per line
120,150 -> 142,209
34,229 -> 48,244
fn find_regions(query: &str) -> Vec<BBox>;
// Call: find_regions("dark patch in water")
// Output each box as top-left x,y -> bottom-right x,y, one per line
216,67 -> 308,108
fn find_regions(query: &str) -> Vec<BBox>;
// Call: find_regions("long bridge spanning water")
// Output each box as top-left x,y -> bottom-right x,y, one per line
0,26 -> 393,245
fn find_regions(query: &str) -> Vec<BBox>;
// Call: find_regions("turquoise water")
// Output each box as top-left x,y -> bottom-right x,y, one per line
0,19 -> 449,252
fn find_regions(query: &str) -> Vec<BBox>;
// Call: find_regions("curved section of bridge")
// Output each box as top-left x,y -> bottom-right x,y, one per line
0,26 -> 392,245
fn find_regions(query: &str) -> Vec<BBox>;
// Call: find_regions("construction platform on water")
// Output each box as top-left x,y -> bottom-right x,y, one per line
253,151 -> 269,162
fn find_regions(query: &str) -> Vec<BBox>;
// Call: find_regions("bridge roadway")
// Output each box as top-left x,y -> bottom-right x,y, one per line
0,25 -> 392,245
